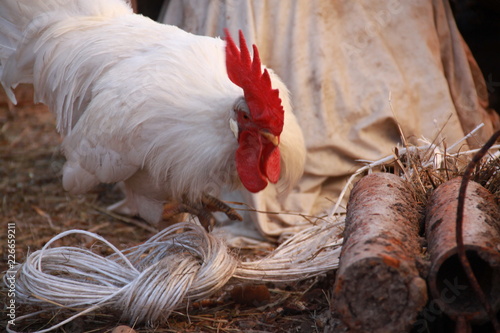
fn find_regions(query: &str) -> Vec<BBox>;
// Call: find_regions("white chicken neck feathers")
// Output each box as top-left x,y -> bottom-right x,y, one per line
0,0 -> 306,224
58,18 -> 243,200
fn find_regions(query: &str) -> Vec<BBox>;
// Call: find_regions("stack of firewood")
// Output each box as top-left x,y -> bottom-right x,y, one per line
333,135 -> 500,332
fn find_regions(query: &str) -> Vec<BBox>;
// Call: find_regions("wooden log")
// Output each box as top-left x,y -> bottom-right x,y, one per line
333,173 -> 427,333
426,177 -> 500,322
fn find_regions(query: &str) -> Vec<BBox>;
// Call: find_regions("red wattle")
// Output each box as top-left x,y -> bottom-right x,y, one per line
236,131 -> 282,192
236,132 -> 268,192
261,145 -> 280,183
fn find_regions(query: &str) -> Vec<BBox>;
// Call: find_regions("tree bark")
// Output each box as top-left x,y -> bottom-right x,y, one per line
425,177 -> 500,322
333,173 -> 427,333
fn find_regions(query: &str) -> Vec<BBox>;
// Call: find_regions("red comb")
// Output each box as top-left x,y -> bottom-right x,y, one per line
225,29 -> 284,136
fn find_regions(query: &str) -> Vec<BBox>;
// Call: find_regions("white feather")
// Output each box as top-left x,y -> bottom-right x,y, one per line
267,71 -> 307,193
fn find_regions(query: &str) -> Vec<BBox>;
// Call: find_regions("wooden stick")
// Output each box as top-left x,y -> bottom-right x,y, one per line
333,173 -> 427,333
426,177 -> 500,323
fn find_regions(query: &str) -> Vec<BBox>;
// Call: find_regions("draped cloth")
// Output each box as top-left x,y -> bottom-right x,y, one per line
160,0 -> 499,243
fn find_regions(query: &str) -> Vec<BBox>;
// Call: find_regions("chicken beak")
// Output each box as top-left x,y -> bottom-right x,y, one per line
259,129 -> 279,146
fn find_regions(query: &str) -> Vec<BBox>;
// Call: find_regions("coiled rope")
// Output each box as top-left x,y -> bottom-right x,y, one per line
7,221 -> 343,332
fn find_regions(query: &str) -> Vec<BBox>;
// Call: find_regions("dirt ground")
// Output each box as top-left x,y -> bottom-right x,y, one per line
0,85 -> 345,332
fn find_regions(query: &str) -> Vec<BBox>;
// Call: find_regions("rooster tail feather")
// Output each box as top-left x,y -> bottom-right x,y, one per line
0,0 -> 132,102
0,0 -> 132,30
0,0 -> 132,132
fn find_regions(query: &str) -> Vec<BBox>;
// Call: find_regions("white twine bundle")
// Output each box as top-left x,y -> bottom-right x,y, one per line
7,220 -> 343,332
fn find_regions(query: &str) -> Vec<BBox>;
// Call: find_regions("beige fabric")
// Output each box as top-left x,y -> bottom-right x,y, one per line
161,0 -> 499,241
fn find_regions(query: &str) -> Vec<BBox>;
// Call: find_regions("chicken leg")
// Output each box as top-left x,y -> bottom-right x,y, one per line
162,194 -> 243,231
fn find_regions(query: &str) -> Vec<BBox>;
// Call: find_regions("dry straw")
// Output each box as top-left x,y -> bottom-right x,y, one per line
329,123 -> 500,218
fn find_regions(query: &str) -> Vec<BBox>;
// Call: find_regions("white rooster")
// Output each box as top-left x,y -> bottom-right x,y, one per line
0,0 -> 306,229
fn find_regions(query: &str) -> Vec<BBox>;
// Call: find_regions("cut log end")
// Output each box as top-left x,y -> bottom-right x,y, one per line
335,258 -> 427,332
426,177 -> 500,322
430,249 -> 500,319
333,173 -> 428,332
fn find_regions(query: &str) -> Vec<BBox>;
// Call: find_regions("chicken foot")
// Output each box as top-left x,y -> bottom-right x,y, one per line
162,194 -> 242,231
